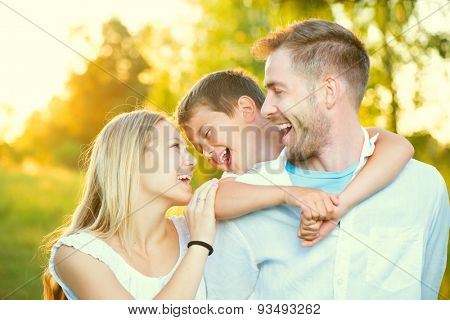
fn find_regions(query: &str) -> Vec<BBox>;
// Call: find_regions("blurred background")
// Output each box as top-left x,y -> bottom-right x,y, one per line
0,0 -> 448,299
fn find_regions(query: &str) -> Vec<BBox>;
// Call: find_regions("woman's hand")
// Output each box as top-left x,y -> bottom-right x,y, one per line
184,178 -> 219,246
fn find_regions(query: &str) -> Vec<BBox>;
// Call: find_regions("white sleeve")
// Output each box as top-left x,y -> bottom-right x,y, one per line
421,172 -> 449,299
204,221 -> 259,299
220,171 -> 239,180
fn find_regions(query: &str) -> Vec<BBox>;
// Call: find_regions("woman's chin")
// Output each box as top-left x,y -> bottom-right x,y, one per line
171,189 -> 192,206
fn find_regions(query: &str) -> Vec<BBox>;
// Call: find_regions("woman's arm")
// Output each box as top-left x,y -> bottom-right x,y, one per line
154,180 -> 218,299
54,180 -> 219,300
338,127 -> 414,213
54,244 -> 209,300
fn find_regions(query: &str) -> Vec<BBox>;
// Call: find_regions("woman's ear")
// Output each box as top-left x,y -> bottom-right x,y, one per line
237,96 -> 257,123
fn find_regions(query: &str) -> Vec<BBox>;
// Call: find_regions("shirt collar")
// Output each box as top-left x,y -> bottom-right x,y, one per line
276,126 -> 378,178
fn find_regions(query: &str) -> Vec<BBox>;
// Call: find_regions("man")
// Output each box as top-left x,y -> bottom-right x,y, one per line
202,19 -> 449,299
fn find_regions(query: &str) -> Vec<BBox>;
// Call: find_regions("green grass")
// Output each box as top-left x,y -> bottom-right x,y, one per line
0,165 -> 448,299
0,165 -> 82,299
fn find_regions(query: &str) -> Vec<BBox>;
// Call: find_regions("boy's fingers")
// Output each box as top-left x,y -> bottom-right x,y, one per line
301,218 -> 317,226
301,205 -> 313,220
298,230 -> 318,240
301,221 -> 321,231
301,237 -> 322,247
310,202 -> 320,220
315,200 -> 327,221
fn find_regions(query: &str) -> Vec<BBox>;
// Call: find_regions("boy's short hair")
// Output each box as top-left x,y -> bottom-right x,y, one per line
176,69 -> 265,126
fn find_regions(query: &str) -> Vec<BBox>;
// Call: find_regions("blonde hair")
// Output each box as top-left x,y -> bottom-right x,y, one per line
42,109 -> 163,299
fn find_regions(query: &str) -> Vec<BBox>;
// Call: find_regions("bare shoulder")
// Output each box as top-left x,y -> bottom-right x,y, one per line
53,244 -> 133,299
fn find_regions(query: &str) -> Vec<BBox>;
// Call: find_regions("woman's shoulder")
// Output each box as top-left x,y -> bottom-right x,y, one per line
53,241 -> 104,275
52,239 -> 133,299
52,231 -> 117,269
170,215 -> 190,244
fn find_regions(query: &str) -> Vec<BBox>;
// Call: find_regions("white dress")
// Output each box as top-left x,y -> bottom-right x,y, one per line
48,216 -> 206,299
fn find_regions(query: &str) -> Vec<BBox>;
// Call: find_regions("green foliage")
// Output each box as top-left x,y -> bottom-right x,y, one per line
14,19 -> 152,167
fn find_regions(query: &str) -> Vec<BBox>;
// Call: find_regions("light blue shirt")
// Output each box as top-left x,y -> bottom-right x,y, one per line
205,127 -> 449,299
286,161 -> 358,194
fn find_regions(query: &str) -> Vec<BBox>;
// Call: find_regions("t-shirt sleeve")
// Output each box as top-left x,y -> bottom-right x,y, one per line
220,171 -> 239,180
421,171 -> 450,299
204,221 -> 259,299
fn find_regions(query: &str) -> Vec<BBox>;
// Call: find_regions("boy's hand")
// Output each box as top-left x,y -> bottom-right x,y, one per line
300,201 -> 348,247
282,186 -> 343,247
283,186 -> 339,221
298,216 -> 321,241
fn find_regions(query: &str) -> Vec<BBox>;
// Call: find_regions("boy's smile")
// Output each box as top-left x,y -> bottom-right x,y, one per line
183,107 -> 245,173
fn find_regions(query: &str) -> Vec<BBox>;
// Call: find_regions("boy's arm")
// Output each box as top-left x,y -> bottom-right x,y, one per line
215,178 -> 337,221
300,127 -> 415,246
338,127 -> 414,213
214,178 -> 285,220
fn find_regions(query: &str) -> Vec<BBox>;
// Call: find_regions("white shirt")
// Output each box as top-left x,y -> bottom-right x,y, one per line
49,216 -> 206,300
205,128 -> 449,299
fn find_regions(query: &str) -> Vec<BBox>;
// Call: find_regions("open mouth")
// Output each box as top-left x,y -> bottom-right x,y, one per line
176,174 -> 192,185
276,122 -> 292,143
218,148 -> 232,169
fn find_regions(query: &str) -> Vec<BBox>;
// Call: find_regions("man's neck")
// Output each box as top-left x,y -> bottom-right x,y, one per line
298,121 -> 364,172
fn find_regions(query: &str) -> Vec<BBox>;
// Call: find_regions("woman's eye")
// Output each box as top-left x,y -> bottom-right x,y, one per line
170,143 -> 180,149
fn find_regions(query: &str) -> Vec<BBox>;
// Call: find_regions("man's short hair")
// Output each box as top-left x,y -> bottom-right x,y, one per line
252,19 -> 370,108
177,69 -> 265,126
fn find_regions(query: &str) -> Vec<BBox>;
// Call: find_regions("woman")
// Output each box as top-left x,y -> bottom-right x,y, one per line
43,110 -> 218,299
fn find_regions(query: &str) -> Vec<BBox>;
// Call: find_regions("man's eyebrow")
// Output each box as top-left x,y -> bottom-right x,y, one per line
264,81 -> 286,89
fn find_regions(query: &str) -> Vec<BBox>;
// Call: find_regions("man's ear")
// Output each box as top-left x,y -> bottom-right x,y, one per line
237,96 -> 257,123
323,75 -> 338,110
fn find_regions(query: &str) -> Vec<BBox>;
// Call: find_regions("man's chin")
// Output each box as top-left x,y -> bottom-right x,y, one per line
286,145 -> 312,163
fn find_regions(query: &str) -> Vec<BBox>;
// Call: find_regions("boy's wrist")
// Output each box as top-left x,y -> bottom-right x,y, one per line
336,195 -> 352,218
279,186 -> 292,205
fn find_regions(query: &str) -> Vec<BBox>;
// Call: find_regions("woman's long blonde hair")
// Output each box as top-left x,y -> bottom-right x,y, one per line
42,109 -> 163,299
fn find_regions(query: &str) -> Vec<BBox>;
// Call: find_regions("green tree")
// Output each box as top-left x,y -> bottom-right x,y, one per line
16,19 -> 152,167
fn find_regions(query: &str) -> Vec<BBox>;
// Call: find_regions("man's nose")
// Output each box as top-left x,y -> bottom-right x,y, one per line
261,98 -> 278,119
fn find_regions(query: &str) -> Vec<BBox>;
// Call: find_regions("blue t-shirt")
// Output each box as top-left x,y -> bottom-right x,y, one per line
285,161 -> 358,194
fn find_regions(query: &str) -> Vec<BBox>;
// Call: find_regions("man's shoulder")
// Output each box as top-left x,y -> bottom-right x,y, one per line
401,159 -> 445,188
360,159 -> 447,212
